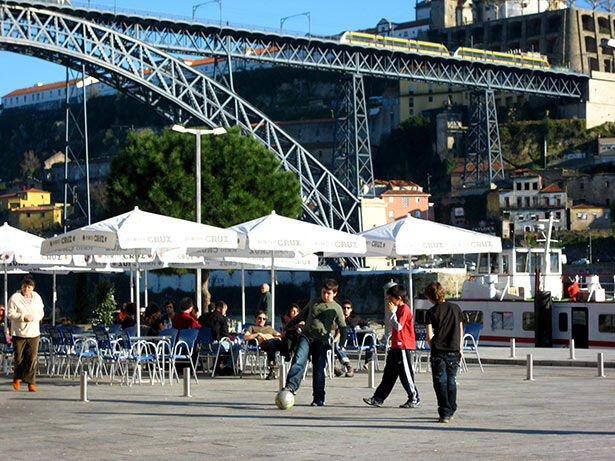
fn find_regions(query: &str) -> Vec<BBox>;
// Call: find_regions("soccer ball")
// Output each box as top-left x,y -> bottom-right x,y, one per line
275,389 -> 295,410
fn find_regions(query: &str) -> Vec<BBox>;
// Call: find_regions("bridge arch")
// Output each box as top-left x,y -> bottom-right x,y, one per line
0,4 -> 360,231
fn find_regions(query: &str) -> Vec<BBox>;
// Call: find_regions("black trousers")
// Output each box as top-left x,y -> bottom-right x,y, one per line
13,335 -> 40,384
373,348 -> 419,403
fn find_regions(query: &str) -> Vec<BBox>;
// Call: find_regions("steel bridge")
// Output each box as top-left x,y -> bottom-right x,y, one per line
0,1 -> 591,234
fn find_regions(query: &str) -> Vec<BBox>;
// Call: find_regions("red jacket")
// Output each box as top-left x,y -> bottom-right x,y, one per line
172,311 -> 201,330
389,303 -> 415,350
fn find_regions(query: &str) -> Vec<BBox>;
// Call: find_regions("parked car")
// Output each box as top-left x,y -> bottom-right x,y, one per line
570,258 -> 589,265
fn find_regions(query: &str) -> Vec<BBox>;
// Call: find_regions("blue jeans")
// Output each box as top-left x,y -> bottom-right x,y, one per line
334,340 -> 349,363
430,350 -> 460,419
260,338 -> 282,363
286,335 -> 329,402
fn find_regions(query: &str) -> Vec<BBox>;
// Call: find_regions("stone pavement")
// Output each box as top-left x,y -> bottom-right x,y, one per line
1,356 -> 614,460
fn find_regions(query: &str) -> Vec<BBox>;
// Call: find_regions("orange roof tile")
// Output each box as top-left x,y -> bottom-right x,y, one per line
570,203 -> 606,209
540,184 -> 563,193
3,78 -> 84,98
0,188 -> 47,199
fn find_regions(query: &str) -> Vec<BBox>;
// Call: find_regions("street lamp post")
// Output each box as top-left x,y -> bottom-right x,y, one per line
192,0 -> 222,25
171,124 -> 226,314
280,11 -> 311,36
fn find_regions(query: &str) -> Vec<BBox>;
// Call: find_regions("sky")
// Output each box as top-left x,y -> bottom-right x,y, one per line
0,0 -> 416,97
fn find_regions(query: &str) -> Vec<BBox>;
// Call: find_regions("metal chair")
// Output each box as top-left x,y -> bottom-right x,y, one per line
461,323 -> 484,373
169,328 -> 200,383
92,323 -> 123,384
412,324 -> 431,373
0,329 -> 13,375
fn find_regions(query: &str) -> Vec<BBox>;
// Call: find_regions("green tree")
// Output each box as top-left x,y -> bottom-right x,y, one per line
20,150 -> 41,180
106,126 -> 302,225
106,125 -> 304,306
92,278 -> 116,327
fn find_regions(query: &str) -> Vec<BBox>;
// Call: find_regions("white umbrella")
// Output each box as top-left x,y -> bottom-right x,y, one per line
0,223 -> 72,328
229,211 -> 366,327
351,215 -> 502,313
41,207 -> 239,334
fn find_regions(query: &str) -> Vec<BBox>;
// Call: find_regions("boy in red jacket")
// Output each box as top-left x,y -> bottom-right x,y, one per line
363,283 -> 420,408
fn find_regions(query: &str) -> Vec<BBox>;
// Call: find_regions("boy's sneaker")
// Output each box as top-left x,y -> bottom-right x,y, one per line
362,397 -> 383,407
399,399 -> 420,408
28,384 -> 37,392
334,367 -> 344,377
13,379 -> 20,390
344,364 -> 355,377
310,400 -> 324,406
282,387 -> 296,395
266,368 -> 277,380
438,416 -> 451,423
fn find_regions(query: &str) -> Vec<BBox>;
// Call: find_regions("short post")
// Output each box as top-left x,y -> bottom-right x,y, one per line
597,353 -> 606,377
569,339 -> 576,360
183,368 -> 192,397
80,371 -> 89,402
510,338 -> 516,358
278,357 -> 286,390
367,360 -> 376,389
526,354 -> 534,381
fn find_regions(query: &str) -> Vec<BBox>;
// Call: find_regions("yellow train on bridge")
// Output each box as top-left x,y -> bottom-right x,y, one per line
339,31 -> 551,69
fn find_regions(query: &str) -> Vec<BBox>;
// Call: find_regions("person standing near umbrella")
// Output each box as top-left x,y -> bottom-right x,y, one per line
257,283 -> 272,320
7,275 -> 44,392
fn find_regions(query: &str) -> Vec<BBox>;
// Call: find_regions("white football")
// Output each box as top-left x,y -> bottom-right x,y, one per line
275,389 -> 295,410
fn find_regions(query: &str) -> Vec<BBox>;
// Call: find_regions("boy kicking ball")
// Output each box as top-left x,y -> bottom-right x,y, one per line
363,283 -> 420,409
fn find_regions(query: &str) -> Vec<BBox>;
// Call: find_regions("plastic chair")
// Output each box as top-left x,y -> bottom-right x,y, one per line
461,323 -> 484,373
170,328 -> 200,383
157,327 -> 178,384
343,325 -> 379,371
413,324 -> 430,373
60,326 -> 97,379
92,323 -> 123,384
117,329 -> 159,385
0,329 -> 13,375
198,326 -> 240,377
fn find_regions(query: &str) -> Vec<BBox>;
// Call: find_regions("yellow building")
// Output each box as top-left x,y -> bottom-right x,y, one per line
0,187 -> 51,211
569,203 -> 611,231
0,188 -> 64,232
8,204 -> 64,231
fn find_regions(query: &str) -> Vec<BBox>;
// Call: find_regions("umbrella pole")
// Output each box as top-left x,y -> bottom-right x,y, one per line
408,255 -> 414,316
3,264 -> 7,334
52,270 -> 57,326
144,269 -> 148,307
135,254 -> 141,335
129,268 -> 134,303
241,264 -> 246,325
270,252 -> 275,329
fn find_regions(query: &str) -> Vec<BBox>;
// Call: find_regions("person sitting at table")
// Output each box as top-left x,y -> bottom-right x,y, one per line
244,310 -> 283,380
202,300 -> 240,375
143,303 -> 163,335
121,302 -> 137,330
172,298 -> 201,330
160,300 -> 176,329
197,302 -> 216,329
280,303 -> 304,361
332,299 -> 372,377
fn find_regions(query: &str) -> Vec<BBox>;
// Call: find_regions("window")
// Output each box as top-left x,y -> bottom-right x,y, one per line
505,197 -> 510,207
556,212 -> 561,219
492,312 -> 513,330
388,210 -> 394,218
598,314 -> 615,333
403,197 -> 409,207
517,197 -> 522,207
522,312 -> 535,331
532,182 -> 538,190
428,96 -> 433,102
524,197 -> 530,207
462,310 -> 483,325
416,197 -> 420,203
606,211 -> 611,220
524,182 -> 529,190
389,197 -> 394,203
592,212 -> 598,219
409,97 -> 414,107
556,198 -> 561,207
558,313 -> 568,332
516,183 -> 522,191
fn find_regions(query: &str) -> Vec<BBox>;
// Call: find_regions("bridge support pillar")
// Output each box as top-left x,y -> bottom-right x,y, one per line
463,90 -> 505,189
333,74 -> 374,222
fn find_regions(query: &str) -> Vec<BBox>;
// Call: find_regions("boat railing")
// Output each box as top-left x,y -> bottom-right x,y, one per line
562,273 -> 615,301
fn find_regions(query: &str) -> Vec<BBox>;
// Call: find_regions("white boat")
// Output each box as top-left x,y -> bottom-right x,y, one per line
413,245 -> 615,348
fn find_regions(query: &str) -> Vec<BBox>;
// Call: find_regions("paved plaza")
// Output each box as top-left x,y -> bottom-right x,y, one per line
1,348 -> 615,460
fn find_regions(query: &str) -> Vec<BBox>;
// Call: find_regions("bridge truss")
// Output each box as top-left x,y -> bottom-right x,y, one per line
0,3 -> 361,232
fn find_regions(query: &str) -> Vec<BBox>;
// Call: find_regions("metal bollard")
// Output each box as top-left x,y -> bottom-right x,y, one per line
569,339 -> 576,360
510,338 -> 516,358
367,360 -> 375,389
597,353 -> 606,377
526,354 -> 534,381
183,368 -> 192,397
278,357 -> 286,390
80,371 -> 89,402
